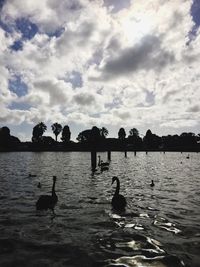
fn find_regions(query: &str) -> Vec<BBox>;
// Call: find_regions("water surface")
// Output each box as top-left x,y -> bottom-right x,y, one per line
0,152 -> 199,267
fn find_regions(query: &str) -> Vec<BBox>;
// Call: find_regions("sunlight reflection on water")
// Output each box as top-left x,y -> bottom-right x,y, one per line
0,151 -> 199,267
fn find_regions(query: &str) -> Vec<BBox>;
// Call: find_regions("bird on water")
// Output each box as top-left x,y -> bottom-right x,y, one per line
150,180 -> 155,187
36,176 -> 58,210
29,173 -> 37,177
98,155 -> 110,167
111,176 -> 127,211
101,165 -> 109,172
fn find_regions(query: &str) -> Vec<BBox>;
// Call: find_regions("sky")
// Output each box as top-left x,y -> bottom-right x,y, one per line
0,0 -> 200,141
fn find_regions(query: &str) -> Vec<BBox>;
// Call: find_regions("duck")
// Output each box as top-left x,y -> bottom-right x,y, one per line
111,176 -> 126,211
150,180 -> 155,187
36,176 -> 58,210
186,155 -> 190,159
98,156 -> 110,167
37,182 -> 41,189
29,173 -> 37,177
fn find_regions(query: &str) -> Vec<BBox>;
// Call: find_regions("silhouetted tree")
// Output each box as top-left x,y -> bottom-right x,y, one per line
90,126 -> 101,143
197,133 -> 200,143
0,126 -> 20,149
51,123 -> 62,141
77,126 -> 103,144
100,127 -> 109,138
118,128 -> 126,140
40,136 -> 55,145
61,125 -> 71,142
32,122 -> 47,142
165,135 -> 180,148
129,128 -> 139,137
0,126 -> 10,138
128,128 -> 142,148
143,129 -> 161,149
77,129 -> 91,143
179,132 -> 197,147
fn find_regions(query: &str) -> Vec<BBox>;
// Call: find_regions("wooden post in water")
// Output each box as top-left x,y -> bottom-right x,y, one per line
146,151 -> 148,155
107,151 -> 111,161
125,150 -> 127,158
91,150 -> 97,172
134,151 -> 136,156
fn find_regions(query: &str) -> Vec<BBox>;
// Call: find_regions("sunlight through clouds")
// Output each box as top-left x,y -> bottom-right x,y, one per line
0,0 -> 199,140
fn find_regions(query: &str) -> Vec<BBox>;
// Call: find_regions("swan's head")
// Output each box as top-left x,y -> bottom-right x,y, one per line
53,176 -> 57,182
112,176 -> 118,184
151,180 -> 154,186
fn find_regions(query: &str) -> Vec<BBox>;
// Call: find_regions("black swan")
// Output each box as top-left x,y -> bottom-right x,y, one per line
98,156 -> 109,167
150,180 -> 155,187
36,176 -> 58,210
101,165 -> 109,172
111,176 -> 126,211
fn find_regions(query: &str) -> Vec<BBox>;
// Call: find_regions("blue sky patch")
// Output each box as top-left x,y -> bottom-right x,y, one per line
9,101 -> 31,110
65,71 -> 83,89
16,18 -> 38,40
9,75 -> 28,97
0,0 -> 5,10
191,0 -> 200,26
10,40 -> 23,51
145,90 -> 155,106
188,0 -> 200,42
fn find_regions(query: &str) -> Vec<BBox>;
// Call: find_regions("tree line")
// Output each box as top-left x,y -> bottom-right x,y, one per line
32,122 -> 71,143
0,122 -> 200,151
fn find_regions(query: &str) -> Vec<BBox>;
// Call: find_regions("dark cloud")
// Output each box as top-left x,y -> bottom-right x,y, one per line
73,92 -> 95,106
99,35 -> 175,79
187,104 -> 200,112
162,89 -> 180,104
103,0 -> 131,13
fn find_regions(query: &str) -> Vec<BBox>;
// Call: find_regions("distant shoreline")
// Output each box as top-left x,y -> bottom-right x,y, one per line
0,146 -> 199,153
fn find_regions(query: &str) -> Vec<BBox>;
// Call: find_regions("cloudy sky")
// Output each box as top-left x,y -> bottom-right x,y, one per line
0,0 -> 200,141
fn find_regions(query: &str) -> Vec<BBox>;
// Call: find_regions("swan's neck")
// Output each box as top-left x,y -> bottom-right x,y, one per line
52,180 -> 56,197
98,156 -> 101,166
115,179 -> 120,195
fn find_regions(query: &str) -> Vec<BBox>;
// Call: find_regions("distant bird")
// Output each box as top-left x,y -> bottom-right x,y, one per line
150,180 -> 155,187
37,182 -> 41,189
111,176 -> 126,211
186,155 -> 190,159
98,155 -> 110,167
29,173 -> 37,177
36,176 -> 58,210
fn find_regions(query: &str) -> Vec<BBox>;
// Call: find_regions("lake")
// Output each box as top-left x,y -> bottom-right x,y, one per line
0,151 -> 199,267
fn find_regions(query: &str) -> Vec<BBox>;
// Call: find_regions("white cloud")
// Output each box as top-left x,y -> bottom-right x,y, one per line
0,0 -> 200,139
